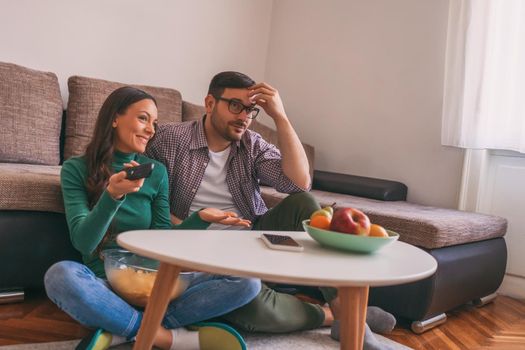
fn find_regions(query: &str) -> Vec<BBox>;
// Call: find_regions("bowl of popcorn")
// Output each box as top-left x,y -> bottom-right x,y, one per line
101,249 -> 191,307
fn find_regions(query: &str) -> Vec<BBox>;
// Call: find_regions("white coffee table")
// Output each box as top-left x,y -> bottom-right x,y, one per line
117,229 -> 437,350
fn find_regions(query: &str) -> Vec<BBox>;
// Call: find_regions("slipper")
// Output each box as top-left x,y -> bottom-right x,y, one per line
75,328 -> 112,350
188,321 -> 246,350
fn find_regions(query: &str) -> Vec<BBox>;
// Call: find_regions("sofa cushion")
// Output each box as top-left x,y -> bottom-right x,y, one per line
64,76 -> 184,160
260,186 -> 507,249
182,100 -> 206,122
0,163 -> 63,213
0,62 -> 63,165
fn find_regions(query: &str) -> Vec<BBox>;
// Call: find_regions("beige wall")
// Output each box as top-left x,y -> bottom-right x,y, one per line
1,0 -> 463,207
0,0 -> 273,105
263,0 -> 464,208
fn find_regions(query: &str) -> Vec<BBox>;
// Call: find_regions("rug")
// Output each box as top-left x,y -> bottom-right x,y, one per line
0,328 -> 411,349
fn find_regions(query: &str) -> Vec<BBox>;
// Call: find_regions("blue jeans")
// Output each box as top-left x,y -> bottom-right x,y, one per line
44,261 -> 261,339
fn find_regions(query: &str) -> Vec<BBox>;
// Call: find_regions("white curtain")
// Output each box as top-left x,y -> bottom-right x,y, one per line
442,0 -> 525,153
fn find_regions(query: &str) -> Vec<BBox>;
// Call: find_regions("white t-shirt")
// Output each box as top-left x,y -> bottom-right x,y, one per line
189,148 -> 247,230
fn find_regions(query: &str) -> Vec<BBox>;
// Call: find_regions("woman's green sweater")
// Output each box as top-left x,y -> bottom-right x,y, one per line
61,151 -> 208,277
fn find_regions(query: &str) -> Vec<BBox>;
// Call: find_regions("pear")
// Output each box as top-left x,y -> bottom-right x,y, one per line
310,208 -> 331,220
322,203 -> 336,216
310,203 -> 336,221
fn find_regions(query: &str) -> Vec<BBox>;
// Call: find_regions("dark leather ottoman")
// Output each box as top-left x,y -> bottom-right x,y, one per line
307,170 -> 508,333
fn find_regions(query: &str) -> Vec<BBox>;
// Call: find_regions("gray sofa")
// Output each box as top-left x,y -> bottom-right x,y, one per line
0,61 -> 508,333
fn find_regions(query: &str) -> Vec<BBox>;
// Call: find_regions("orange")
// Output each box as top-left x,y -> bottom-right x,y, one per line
310,215 -> 331,230
369,224 -> 389,238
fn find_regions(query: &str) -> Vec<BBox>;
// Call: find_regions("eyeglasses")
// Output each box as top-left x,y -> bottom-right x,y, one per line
215,97 -> 260,119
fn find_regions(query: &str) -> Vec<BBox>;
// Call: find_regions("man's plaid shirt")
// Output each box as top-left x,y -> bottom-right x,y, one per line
145,117 -> 305,222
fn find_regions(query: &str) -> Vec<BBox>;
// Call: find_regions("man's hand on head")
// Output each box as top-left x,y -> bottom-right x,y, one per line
247,82 -> 310,190
248,83 -> 287,122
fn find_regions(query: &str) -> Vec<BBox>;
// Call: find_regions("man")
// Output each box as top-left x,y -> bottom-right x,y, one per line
146,72 -> 395,340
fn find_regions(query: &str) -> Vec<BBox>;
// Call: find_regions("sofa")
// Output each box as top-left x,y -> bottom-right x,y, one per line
0,61 -> 508,333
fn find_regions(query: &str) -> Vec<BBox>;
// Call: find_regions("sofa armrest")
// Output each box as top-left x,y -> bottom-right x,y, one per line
312,170 -> 407,201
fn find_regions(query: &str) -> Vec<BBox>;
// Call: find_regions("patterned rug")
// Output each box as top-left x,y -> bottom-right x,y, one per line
0,328 -> 411,349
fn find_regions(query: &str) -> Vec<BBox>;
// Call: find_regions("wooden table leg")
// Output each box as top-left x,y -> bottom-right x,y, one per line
338,286 -> 369,350
133,263 -> 182,350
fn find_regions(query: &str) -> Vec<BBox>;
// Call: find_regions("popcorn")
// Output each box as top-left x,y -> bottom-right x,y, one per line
107,267 -> 188,307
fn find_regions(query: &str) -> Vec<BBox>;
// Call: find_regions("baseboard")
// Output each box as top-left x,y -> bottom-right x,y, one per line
0,288 -> 24,304
497,274 -> 525,300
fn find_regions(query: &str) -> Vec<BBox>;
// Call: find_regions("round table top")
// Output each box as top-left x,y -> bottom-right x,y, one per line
117,229 -> 437,287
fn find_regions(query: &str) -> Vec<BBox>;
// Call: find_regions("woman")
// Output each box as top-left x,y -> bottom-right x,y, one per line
44,86 -> 260,350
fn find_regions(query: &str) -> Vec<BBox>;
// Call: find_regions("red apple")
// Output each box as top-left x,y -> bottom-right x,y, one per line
330,207 -> 371,235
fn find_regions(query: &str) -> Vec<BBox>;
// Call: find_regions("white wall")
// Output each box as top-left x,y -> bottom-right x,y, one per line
263,0 -> 464,208
1,0 -> 464,207
0,0 -> 273,105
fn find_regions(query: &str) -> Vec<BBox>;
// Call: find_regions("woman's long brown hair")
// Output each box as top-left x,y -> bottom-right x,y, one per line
84,86 -> 156,254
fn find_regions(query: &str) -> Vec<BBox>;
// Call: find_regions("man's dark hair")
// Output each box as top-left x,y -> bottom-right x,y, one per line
208,71 -> 255,98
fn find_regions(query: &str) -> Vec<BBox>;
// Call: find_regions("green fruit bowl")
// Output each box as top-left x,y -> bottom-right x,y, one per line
302,220 -> 399,254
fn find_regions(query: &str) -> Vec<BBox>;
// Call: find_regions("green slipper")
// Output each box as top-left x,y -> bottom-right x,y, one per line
75,328 -> 112,350
188,321 -> 247,350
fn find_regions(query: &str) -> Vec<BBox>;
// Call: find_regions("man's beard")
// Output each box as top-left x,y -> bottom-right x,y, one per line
211,110 -> 248,142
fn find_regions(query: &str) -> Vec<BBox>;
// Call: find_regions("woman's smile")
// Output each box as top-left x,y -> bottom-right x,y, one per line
113,99 -> 158,153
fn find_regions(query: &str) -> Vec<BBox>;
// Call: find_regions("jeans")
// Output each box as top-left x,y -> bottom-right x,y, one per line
44,260 -> 261,339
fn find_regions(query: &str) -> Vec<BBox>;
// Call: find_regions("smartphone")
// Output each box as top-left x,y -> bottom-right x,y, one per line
260,233 -> 304,252
125,163 -> 155,180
